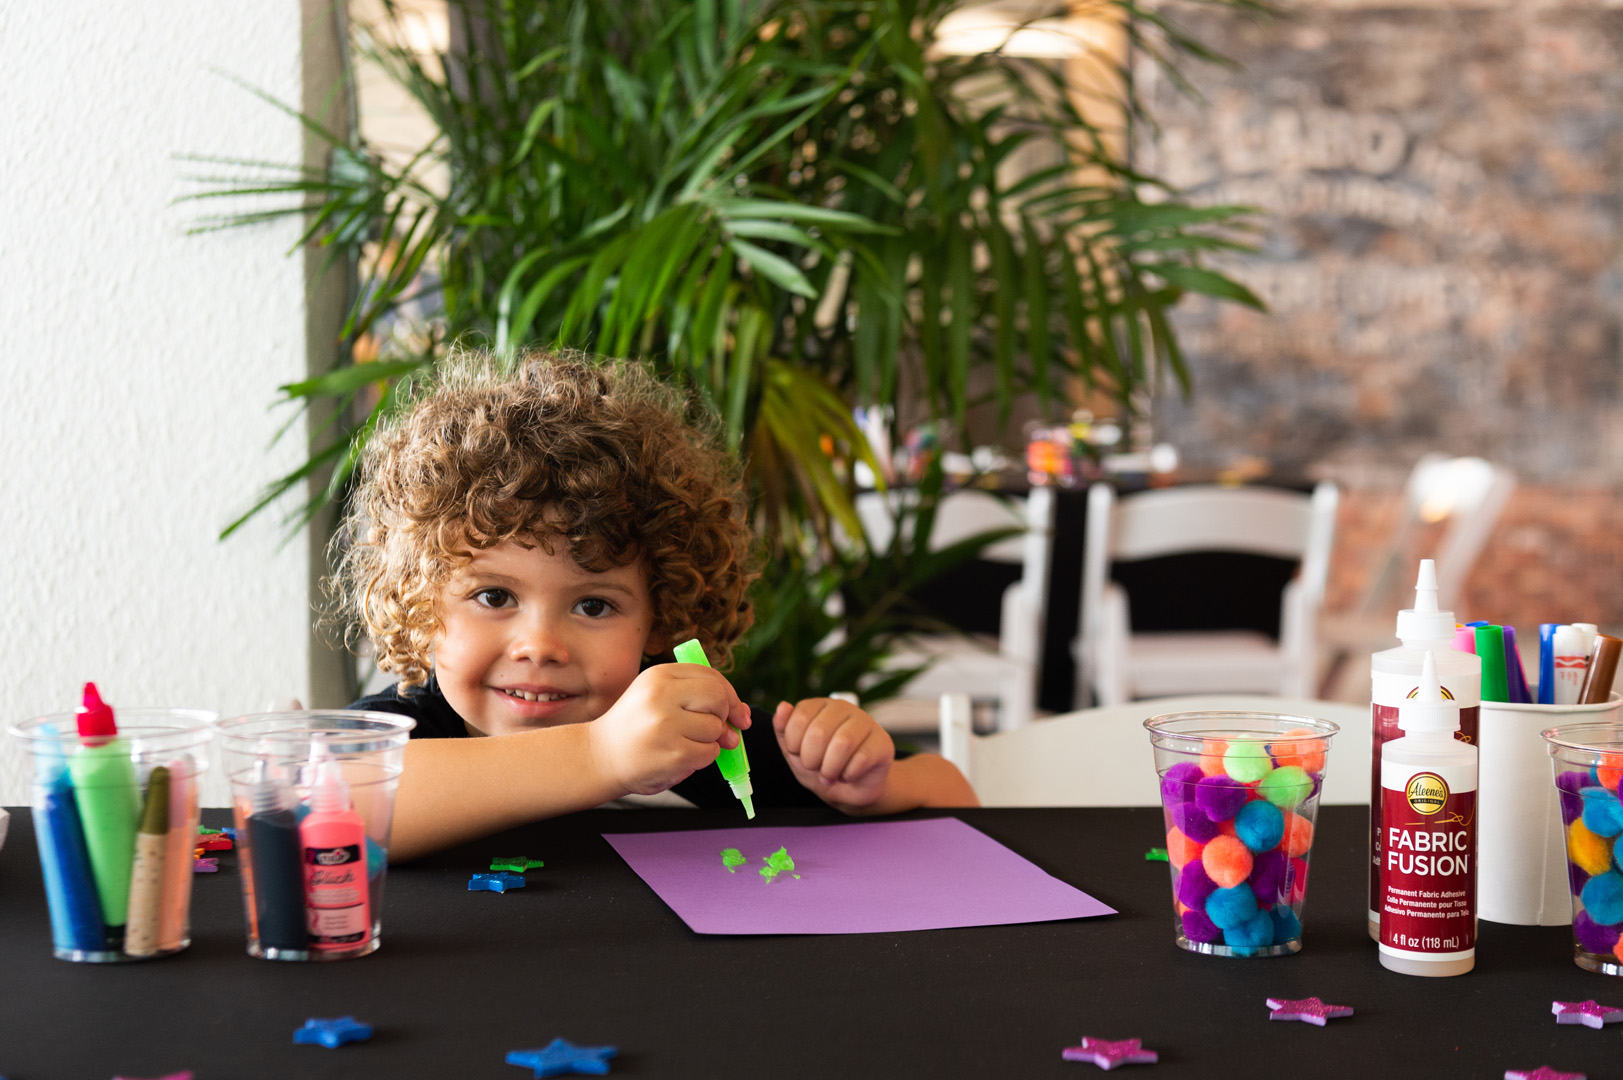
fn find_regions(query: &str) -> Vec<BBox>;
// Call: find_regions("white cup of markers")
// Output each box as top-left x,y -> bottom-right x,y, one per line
215,711 -> 415,962
9,688 -> 217,963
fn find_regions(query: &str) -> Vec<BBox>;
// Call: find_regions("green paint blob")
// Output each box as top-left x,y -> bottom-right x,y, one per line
760,846 -> 796,882
1257,765 -> 1312,809
721,848 -> 746,873
1223,741 -> 1274,783
1144,847 -> 1169,862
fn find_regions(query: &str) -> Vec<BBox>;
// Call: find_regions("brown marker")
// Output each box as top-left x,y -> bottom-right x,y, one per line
1580,634 -> 1622,705
123,767 -> 169,957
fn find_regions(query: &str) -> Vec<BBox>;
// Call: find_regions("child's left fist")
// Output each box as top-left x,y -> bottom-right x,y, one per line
772,697 -> 894,812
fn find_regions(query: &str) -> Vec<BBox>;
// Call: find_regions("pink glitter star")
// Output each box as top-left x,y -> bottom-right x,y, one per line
1266,996 -> 1354,1026
1061,1037 -> 1158,1070
1504,1068 -> 1586,1080
1552,999 -> 1623,1029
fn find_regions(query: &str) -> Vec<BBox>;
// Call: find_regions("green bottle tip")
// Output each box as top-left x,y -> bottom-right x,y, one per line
674,639 -> 709,666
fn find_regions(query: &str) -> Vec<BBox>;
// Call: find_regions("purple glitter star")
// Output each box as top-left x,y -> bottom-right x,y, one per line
1061,1037 -> 1158,1069
1266,996 -> 1354,1026
1552,999 -> 1623,1029
1505,1068 -> 1586,1080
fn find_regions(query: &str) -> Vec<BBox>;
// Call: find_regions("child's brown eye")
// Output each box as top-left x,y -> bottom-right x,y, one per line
575,597 -> 612,617
475,588 -> 512,608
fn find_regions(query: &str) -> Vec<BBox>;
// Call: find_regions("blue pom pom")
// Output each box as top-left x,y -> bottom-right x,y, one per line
1234,799 -> 1285,853
1224,909 -> 1275,951
1582,787 -> 1623,839
1269,903 -> 1302,945
1582,870 -> 1623,926
1205,884 -> 1259,930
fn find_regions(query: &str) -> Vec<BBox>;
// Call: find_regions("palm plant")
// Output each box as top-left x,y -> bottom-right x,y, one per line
186,0 -> 1265,704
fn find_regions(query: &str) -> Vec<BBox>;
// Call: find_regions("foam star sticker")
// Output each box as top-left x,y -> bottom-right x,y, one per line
1266,996 -> 1354,1025
490,856 -> 546,873
1061,1037 -> 1158,1069
292,1016 -> 374,1048
192,857 -> 218,873
469,872 -> 528,893
1505,1068 -> 1586,1080
505,1038 -> 618,1077
1552,1000 -> 1623,1029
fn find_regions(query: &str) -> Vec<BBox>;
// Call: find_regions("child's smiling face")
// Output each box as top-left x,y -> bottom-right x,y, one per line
432,538 -> 660,736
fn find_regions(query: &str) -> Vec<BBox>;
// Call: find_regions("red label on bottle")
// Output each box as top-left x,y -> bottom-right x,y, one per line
1379,776 -> 1475,955
1369,700 -> 1478,916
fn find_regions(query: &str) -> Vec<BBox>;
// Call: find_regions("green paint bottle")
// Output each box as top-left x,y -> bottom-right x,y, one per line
68,683 -> 141,928
674,639 -> 754,819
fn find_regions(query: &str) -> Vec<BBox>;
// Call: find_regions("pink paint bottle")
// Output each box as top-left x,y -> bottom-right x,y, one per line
299,749 -> 371,953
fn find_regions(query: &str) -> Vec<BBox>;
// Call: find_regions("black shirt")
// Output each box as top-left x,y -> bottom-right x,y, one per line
349,676 -> 824,810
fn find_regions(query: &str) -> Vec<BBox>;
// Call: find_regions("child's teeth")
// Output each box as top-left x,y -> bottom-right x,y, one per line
507,689 -> 565,702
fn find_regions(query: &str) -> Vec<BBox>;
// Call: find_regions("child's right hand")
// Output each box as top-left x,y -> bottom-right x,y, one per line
585,664 -> 750,796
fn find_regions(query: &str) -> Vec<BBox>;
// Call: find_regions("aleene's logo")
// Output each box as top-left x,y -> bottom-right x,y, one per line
1406,773 -> 1449,815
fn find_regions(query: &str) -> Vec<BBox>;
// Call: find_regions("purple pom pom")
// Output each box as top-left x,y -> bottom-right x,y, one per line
1195,775 -> 1250,822
1177,861 -> 1218,909
1571,860 -> 1593,897
1249,849 -> 1288,905
1573,910 -> 1621,955
1309,773 -> 1322,800
1558,771 -> 1589,825
1172,801 -> 1220,844
1160,762 -> 1205,806
1181,907 -> 1222,943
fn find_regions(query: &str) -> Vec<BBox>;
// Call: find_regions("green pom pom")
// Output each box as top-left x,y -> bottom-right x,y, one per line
1223,741 -> 1274,783
1258,765 -> 1312,809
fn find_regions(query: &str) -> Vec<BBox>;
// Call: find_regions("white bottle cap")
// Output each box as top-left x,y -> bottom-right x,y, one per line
1396,559 -> 1456,642
1398,652 -> 1461,735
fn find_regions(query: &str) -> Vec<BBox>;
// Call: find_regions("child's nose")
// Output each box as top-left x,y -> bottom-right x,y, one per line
510,614 -> 570,664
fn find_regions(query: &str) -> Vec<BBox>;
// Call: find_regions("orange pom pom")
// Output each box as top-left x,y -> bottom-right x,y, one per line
1271,727 -> 1327,774
1199,740 -> 1229,776
1600,753 -> 1623,792
1201,834 -> 1254,888
1166,828 -> 1205,870
1568,817 -> 1614,876
1282,811 -> 1315,858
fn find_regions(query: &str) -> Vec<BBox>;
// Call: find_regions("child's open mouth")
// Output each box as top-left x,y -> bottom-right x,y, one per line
501,688 -> 571,703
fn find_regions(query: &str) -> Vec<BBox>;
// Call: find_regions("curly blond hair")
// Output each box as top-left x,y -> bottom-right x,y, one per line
333,348 -> 757,688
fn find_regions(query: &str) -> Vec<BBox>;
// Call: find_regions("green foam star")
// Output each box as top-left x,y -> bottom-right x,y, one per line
489,856 -> 545,873
1144,847 -> 1169,862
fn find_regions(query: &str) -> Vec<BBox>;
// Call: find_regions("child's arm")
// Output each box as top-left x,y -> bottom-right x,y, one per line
771,698 -> 979,815
389,665 -> 750,860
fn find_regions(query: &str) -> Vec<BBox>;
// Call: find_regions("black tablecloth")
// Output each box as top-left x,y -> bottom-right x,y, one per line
0,805 -> 1609,1078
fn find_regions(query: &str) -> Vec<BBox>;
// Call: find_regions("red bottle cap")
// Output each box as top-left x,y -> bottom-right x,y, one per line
76,681 -> 117,741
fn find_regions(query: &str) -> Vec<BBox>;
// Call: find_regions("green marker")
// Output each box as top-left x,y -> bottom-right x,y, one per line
674,638 -> 754,819
1475,624 -> 1510,703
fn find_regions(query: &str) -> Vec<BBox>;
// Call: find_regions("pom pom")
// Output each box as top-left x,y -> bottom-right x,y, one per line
1582,787 -> 1623,839
1160,762 -> 1205,806
1568,817 -> 1614,877
1177,861 -> 1219,909
1281,811 -> 1315,858
1249,849 -> 1288,905
1581,871 -> 1623,926
1198,740 -> 1229,776
1235,800 -> 1286,853
1195,775 -> 1250,822
1557,770 -> 1587,825
1224,908 -> 1275,952
1600,754 -> 1623,792
1288,857 -> 1310,904
1171,801 -> 1220,844
1165,828 -> 1205,870
1270,903 -> 1302,945
1224,741 -> 1274,783
1258,765 -> 1312,810
1573,910 -> 1621,954
1270,727 -> 1327,773
1202,834 -> 1255,889
1205,884 -> 1260,930
1181,907 -> 1222,943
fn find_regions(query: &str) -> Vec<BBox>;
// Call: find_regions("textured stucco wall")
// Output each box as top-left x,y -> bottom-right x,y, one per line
0,3 -> 325,797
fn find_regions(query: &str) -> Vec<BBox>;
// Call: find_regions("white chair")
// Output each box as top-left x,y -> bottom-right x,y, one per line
939,691 -> 1370,806
860,486 -> 1054,733
1077,482 -> 1340,707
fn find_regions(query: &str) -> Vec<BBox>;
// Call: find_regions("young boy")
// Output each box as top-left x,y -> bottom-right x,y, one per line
338,350 -> 977,859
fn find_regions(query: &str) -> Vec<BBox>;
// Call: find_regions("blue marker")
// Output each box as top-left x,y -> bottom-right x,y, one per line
32,722 -> 107,954
1538,624 -> 1560,705
1503,625 -> 1533,705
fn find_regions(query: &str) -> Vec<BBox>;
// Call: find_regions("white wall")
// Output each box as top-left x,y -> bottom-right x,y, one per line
0,3 -> 340,799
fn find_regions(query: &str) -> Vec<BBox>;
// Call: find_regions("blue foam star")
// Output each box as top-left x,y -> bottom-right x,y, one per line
292,1015 -> 373,1049
469,871 -> 528,893
505,1038 -> 618,1076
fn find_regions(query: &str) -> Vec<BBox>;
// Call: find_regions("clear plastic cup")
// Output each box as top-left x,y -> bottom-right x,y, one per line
9,708 -> 216,962
215,711 -> 414,961
1145,711 -> 1339,957
1542,719 -> 1623,974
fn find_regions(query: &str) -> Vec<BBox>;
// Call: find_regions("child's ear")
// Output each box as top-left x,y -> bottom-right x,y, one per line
642,631 -> 673,661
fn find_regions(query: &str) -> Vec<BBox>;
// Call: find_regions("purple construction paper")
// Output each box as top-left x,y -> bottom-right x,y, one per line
602,817 -> 1115,935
